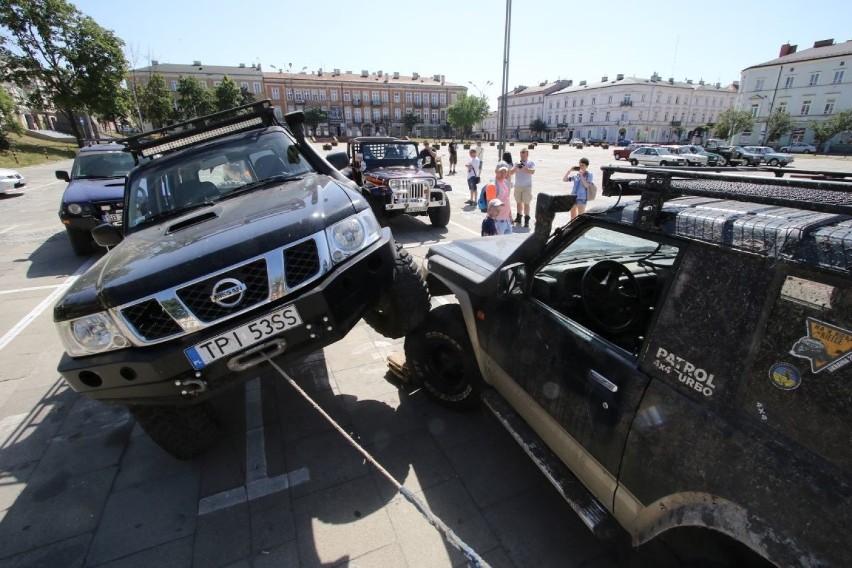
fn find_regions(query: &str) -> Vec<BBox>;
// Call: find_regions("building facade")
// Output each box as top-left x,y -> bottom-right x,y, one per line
262,69 -> 465,138
736,39 -> 852,148
498,80 -> 572,140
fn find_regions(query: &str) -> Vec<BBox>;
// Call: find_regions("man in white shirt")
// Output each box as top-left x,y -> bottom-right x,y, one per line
510,148 -> 536,228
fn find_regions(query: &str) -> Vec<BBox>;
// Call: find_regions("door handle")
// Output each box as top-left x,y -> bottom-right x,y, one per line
589,369 -> 618,393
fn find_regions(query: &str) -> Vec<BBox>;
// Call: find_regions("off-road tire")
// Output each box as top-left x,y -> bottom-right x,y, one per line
129,402 -> 222,460
428,201 -> 451,227
362,243 -> 430,339
404,304 -> 483,410
66,227 -> 96,256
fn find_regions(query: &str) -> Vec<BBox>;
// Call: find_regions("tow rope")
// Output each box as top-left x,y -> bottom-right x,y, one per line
262,354 -> 491,568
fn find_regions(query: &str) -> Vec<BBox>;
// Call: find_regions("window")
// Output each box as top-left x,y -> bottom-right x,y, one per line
286,88 -> 293,100
824,98 -> 836,115
778,101 -> 788,114
373,109 -> 380,122
311,89 -> 319,101
605,111 -> 610,122
354,108 -> 362,122
240,82 -> 249,90
319,90 -> 327,101
756,79 -> 765,91
750,104 -> 759,118
294,89 -> 303,103
393,92 -> 400,103
381,91 -> 388,103
809,73 -> 819,86
394,108 -> 401,120
432,110 -> 438,123
330,90 -> 338,102
440,93 -> 446,105
170,80 -> 178,92
273,106 -> 282,120
372,91 -> 380,103
784,76 -> 794,89
578,113 -> 583,123
608,96 -> 612,104
344,107 -> 352,120
414,93 -> 421,105
405,92 -> 412,104
432,93 -> 439,105
801,99 -> 812,116
591,97 -> 596,105
833,70 -> 844,84
343,90 -> 350,102
675,96 -> 680,105
253,82 -> 262,94
271,87 -> 280,100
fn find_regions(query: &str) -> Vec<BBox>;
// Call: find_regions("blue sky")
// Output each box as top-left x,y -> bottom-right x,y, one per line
72,0 -> 850,109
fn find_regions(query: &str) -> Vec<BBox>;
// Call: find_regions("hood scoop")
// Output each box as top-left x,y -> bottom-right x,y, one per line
167,211 -> 218,233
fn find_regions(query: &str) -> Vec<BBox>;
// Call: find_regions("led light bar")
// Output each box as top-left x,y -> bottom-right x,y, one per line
139,117 -> 264,157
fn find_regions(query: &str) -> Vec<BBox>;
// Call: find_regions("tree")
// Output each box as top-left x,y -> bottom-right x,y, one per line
303,106 -> 328,136
214,76 -> 242,112
239,86 -> 255,106
529,118 -> 548,139
175,75 -> 215,121
139,73 -> 173,129
402,111 -> 421,137
0,85 -> 23,150
0,0 -> 129,146
713,108 -> 754,142
447,93 -> 489,140
765,108 -> 794,144
809,110 -> 852,153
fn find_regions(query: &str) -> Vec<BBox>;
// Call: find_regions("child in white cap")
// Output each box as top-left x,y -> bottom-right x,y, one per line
482,198 -> 503,236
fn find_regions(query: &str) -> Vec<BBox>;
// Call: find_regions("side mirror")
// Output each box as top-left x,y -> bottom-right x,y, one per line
498,262 -> 527,299
326,151 -> 349,171
92,223 -> 123,248
55,171 -> 70,182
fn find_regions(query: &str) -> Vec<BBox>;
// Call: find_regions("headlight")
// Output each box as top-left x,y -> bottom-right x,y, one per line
57,312 -> 130,357
67,203 -> 83,215
326,209 -> 381,263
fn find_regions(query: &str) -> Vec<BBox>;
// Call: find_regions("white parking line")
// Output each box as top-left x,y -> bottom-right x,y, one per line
0,225 -> 19,235
0,284 -> 63,296
0,259 -> 96,352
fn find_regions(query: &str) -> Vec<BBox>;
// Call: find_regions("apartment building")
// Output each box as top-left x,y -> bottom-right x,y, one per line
737,39 -> 852,147
498,80 -> 572,140
129,61 -> 265,103
262,68 -> 465,138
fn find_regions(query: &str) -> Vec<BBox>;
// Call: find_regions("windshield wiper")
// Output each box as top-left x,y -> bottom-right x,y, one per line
135,201 -> 216,227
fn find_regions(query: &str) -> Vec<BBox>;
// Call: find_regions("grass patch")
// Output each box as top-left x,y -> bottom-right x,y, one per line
0,132 -> 78,168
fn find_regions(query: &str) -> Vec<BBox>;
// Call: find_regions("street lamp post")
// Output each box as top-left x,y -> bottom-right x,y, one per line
497,0 -> 512,159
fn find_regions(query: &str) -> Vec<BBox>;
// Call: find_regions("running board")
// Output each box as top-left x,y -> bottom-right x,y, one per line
481,389 -> 621,541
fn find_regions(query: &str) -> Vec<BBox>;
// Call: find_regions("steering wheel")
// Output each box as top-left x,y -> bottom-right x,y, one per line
580,260 -> 641,333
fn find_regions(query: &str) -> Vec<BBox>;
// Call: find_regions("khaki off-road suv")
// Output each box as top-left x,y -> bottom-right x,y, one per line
403,165 -> 851,567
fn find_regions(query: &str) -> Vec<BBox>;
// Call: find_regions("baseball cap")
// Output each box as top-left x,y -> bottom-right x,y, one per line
495,161 -> 510,172
488,198 -> 504,208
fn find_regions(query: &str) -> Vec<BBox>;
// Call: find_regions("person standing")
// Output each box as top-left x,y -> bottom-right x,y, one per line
511,148 -> 536,227
448,139 -> 458,174
563,157 -> 593,221
465,148 -> 481,205
419,140 -> 437,176
481,198 -> 503,236
482,162 -> 513,234
475,140 -> 484,172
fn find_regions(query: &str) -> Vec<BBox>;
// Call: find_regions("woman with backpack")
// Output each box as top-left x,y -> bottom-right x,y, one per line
480,161 -> 513,234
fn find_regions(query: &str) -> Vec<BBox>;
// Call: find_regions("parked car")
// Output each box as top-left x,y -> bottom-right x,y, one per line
570,139 -> 584,149
553,136 -> 568,144
616,139 -> 632,147
743,146 -> 795,167
613,143 -> 653,161
53,101 -> 430,459
684,144 -> 723,166
56,141 -> 138,255
340,137 -> 452,227
780,142 -> 817,154
668,145 -> 708,166
403,166 -> 852,567
0,167 -> 27,193
728,146 -> 764,166
628,146 -> 686,167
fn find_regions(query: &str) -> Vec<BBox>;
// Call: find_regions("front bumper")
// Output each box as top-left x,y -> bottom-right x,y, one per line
57,234 -> 397,406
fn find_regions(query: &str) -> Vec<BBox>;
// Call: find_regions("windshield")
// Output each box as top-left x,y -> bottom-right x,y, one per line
126,129 -> 314,230
72,151 -> 136,179
359,142 -> 419,168
549,227 -> 678,265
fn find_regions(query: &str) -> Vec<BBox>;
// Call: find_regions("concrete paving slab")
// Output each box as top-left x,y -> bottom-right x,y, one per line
89,535 -> 193,568
248,492 -> 296,554
192,502 -> 251,567
283,429 -> 370,500
0,532 -> 90,568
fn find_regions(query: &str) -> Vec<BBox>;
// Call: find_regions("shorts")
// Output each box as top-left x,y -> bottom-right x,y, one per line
494,219 -> 514,235
468,177 -> 478,191
513,185 -> 532,204
449,154 -> 458,165
573,187 -> 588,206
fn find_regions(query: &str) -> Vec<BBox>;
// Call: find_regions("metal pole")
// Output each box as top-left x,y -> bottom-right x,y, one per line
760,65 -> 782,146
497,0 -> 512,159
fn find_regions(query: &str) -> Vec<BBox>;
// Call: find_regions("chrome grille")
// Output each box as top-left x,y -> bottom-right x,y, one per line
284,240 -> 321,287
408,182 -> 428,200
121,299 -> 183,340
176,259 -> 268,322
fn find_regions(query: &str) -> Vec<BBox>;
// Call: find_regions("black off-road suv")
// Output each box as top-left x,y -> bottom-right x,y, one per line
56,140 -> 138,255
403,165 -> 851,567
53,101 -> 430,459
338,136 -> 452,227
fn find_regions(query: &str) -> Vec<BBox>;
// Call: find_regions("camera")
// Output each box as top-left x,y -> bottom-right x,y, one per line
571,166 -> 579,171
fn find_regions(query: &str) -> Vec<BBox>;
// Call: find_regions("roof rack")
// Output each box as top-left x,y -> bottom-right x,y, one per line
122,100 -> 277,161
601,165 -> 852,217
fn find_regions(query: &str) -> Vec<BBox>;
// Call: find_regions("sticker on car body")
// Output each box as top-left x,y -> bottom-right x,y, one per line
652,347 -> 716,397
789,317 -> 851,374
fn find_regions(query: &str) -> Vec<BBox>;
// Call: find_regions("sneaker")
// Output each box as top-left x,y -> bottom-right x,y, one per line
524,215 -> 530,228
514,213 -> 522,225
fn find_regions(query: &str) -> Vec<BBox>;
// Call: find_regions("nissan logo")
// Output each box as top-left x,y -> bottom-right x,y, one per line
210,278 -> 247,307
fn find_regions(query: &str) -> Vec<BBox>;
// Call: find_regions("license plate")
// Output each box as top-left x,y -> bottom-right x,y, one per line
103,213 -> 122,224
184,304 -> 303,370
408,206 -> 427,213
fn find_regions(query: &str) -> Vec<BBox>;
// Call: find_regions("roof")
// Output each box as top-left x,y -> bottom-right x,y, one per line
550,76 -> 737,96
744,40 -> 852,71
132,63 -> 264,77
262,70 -> 462,88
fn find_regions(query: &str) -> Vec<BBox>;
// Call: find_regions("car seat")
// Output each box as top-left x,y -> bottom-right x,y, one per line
175,180 -> 220,208
253,154 -> 287,179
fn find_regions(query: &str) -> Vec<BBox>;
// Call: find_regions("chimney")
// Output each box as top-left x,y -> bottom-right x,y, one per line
668,77 -> 674,84
687,79 -> 693,84
412,72 -> 419,80
813,39 -> 834,48
333,68 -> 340,76
239,63 -> 245,68
193,60 -> 201,66
567,80 -> 573,86
441,75 -> 445,84
616,73 -> 624,80
651,72 -> 660,82
579,80 -> 587,86
317,68 -> 322,76
699,79 -> 705,85
361,70 -> 368,77
151,59 -> 159,66
779,43 -> 798,57
601,76 -> 608,82
377,70 -> 383,76
393,71 -> 399,79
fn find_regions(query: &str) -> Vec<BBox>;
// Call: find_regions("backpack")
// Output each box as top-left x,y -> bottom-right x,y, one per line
478,181 -> 490,212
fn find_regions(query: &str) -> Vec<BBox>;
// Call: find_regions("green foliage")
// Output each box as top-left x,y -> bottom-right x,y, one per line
214,76 -> 242,112
809,109 -> 852,151
139,73 -> 173,129
0,0 -> 129,146
447,93 -> 489,139
529,118 -> 548,136
175,75 -> 215,121
303,106 -> 328,134
402,111 -> 421,136
765,108 -> 794,143
239,86 -> 256,106
713,108 -> 754,141
0,85 -> 24,136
